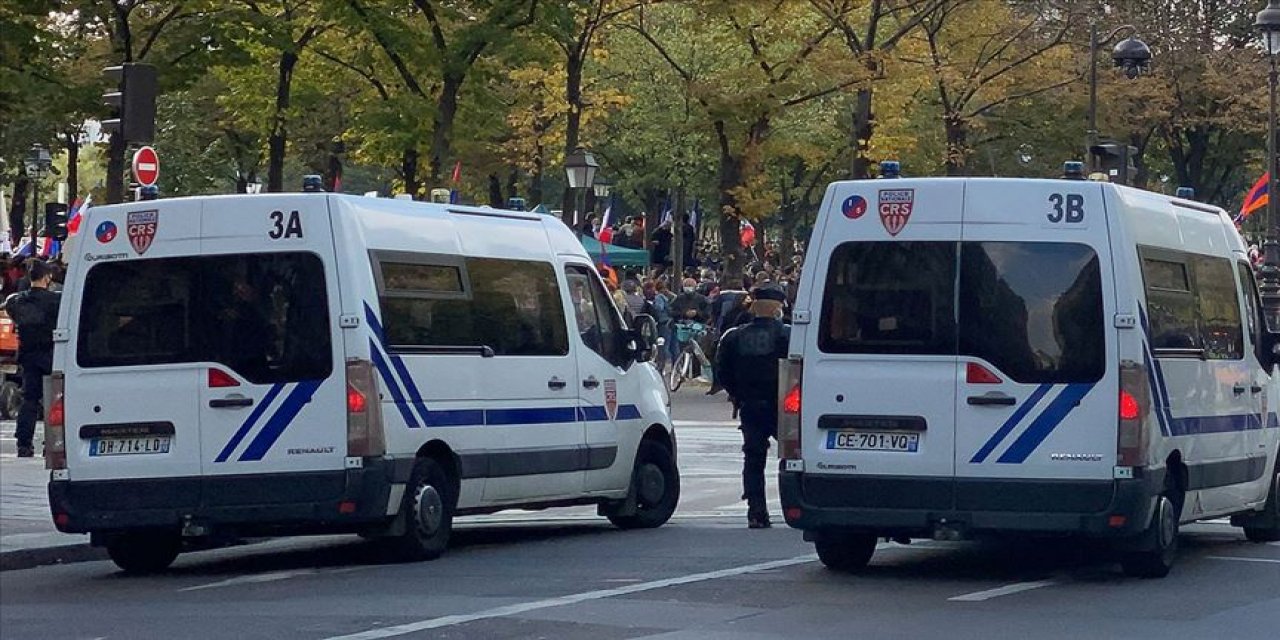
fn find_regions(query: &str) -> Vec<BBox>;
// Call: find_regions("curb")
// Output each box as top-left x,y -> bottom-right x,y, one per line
0,543 -> 107,572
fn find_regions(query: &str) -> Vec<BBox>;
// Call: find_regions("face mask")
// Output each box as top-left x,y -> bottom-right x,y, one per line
683,287 -> 695,294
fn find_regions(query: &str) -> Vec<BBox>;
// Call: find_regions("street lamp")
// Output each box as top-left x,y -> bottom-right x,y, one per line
593,176 -> 612,199
564,147 -> 598,228
23,144 -> 53,248
1087,23 -> 1151,172
1256,0 -> 1280,329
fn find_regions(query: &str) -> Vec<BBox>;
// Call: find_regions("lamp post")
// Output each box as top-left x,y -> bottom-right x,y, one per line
23,144 -> 53,248
592,176 -> 612,217
1257,1 -> 1280,329
1087,22 -> 1151,172
564,147 -> 599,230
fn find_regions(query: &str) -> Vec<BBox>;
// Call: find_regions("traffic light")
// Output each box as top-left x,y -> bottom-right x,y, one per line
102,63 -> 157,143
44,203 -> 69,241
1090,142 -> 1139,186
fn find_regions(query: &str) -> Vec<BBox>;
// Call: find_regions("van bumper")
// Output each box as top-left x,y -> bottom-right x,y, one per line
49,458 -> 403,536
779,470 -> 1158,538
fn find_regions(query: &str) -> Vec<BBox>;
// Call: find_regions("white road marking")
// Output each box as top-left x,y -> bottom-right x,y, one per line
179,569 -> 318,592
673,420 -> 738,428
948,580 -> 1059,602
1207,556 -> 1280,564
1270,542 -> 1280,547
321,554 -> 818,640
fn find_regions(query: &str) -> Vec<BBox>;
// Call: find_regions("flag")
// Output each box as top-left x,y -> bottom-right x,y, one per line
451,161 -> 461,183
15,237 -> 34,257
1239,172 -> 1269,223
40,237 -> 60,259
599,201 -> 613,230
67,195 -> 91,236
690,199 -> 700,235
740,218 -> 756,248
659,202 -> 673,228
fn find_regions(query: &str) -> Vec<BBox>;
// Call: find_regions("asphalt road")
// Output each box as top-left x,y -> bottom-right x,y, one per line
2,388 -> 1278,640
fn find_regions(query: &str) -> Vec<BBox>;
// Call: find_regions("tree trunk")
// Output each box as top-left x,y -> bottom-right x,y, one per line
530,143 -> 544,206
267,50 -> 299,193
944,114 -> 968,176
851,87 -> 875,179
63,131 -> 80,199
560,53 -> 586,227
325,144 -> 343,193
430,74 -> 464,185
9,176 -> 29,246
488,173 -> 504,208
402,147 -> 420,199
106,132 -> 127,204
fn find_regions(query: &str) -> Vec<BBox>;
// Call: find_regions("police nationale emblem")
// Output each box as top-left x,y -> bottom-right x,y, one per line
95,221 -> 118,244
604,379 -> 618,421
878,189 -> 915,236
127,210 -> 158,255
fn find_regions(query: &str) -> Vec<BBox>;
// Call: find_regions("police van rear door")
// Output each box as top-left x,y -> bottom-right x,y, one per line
196,196 -> 346,478
954,181 -> 1117,489
804,181 -> 964,489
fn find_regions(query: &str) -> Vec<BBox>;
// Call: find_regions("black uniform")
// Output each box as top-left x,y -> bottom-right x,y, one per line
715,314 -> 789,516
4,287 -> 61,451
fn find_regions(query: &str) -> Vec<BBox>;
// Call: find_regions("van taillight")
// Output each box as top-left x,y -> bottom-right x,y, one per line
45,372 -> 66,470
1117,361 -> 1149,467
966,362 -> 1003,384
778,357 -> 803,459
208,368 -> 240,388
346,359 -> 385,458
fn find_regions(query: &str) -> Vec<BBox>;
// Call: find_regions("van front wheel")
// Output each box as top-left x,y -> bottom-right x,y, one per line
815,532 -> 878,572
107,530 -> 181,574
607,440 -> 680,530
388,458 -> 454,562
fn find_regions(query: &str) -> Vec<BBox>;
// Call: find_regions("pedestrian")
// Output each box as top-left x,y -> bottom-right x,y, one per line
3,260 -> 61,457
651,220 -> 673,267
681,214 -> 697,267
578,213 -> 598,239
714,285 -> 790,528
621,279 -> 647,323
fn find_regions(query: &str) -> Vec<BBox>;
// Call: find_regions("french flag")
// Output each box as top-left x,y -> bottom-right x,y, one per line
67,195 -> 91,236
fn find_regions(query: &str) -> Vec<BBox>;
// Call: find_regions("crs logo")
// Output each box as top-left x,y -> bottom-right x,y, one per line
95,221 -> 118,244
841,195 -> 868,219
878,189 -> 915,236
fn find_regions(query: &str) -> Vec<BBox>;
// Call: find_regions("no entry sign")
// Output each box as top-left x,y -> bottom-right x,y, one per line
132,146 -> 159,186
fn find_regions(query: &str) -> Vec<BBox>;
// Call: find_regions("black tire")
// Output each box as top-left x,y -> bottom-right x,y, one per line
666,352 -> 688,393
1121,494 -> 1180,579
107,530 -> 181,575
1243,469 -> 1280,543
0,380 -> 21,421
608,440 -> 680,530
387,457 -> 455,562
815,533 -> 878,573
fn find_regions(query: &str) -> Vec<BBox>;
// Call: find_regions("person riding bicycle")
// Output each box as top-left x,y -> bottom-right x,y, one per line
671,278 -> 711,380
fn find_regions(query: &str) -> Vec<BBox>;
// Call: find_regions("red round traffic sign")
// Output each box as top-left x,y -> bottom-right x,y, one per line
132,146 -> 159,187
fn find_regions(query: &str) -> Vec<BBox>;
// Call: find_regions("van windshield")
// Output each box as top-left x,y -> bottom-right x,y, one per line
820,241 -> 1104,384
77,253 -> 332,384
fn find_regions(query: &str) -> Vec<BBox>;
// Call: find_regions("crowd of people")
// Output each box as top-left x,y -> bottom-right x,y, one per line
1,254 -> 67,296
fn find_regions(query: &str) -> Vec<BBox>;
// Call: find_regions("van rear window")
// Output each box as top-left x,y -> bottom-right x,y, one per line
820,241 -> 1104,384
77,253 -> 332,383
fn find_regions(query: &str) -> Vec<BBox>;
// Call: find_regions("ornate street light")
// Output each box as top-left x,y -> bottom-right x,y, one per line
23,144 -> 54,247
564,147 -> 599,228
1087,24 -> 1152,172
1255,0 -> 1280,329
593,176 -> 612,199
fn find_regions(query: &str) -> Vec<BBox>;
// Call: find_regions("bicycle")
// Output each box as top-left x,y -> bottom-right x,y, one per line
667,320 -> 711,392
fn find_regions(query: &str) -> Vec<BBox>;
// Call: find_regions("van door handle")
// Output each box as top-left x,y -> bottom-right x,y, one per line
210,396 -> 254,409
1251,384 -> 1264,394
967,393 -> 1017,407
1234,384 -> 1247,396
548,377 -> 567,390
583,377 -> 600,389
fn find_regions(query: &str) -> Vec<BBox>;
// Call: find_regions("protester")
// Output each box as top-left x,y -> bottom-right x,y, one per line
651,221 -> 673,267
578,213 -> 598,238
3,260 -> 61,457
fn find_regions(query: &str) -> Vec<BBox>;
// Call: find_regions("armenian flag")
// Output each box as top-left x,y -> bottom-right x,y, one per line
1239,172 -> 1269,223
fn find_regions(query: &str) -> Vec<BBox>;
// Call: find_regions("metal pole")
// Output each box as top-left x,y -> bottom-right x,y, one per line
1262,51 -> 1280,330
30,178 -> 39,250
1087,20 -> 1099,173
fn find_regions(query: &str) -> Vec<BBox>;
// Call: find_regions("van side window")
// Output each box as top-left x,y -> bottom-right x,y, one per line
377,257 -> 569,357
819,242 -> 958,355
959,242 -> 1104,384
1238,262 -> 1263,363
77,253 -> 332,384
1140,254 -> 1202,353
1194,256 -> 1242,360
565,266 -> 627,367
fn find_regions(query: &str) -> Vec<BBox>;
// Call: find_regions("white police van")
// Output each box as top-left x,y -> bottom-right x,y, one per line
779,178 -> 1280,578
47,194 -> 679,573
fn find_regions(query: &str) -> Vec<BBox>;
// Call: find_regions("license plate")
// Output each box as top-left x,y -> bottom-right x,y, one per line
827,431 -> 919,452
89,436 -> 172,456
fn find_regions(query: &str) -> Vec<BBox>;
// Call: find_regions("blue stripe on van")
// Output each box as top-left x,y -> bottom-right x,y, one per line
365,303 -> 433,426
370,338 -> 420,429
969,383 -> 1053,464
408,405 -> 642,428
997,383 -> 1096,464
214,382 -> 286,463
238,380 -> 324,461
1141,347 -> 1170,436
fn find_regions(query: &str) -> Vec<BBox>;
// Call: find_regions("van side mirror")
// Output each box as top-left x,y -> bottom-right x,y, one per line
628,314 -> 658,363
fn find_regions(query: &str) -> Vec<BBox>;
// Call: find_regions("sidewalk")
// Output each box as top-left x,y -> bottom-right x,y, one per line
0,422 -> 102,570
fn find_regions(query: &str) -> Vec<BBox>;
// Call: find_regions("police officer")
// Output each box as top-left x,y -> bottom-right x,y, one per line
715,285 -> 789,528
3,261 -> 61,457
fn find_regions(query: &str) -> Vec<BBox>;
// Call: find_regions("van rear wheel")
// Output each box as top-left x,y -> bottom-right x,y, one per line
815,532 -> 878,572
1121,494 -> 1180,579
388,457 -> 454,562
1242,469 -> 1280,543
607,440 -> 680,530
107,530 -> 181,575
